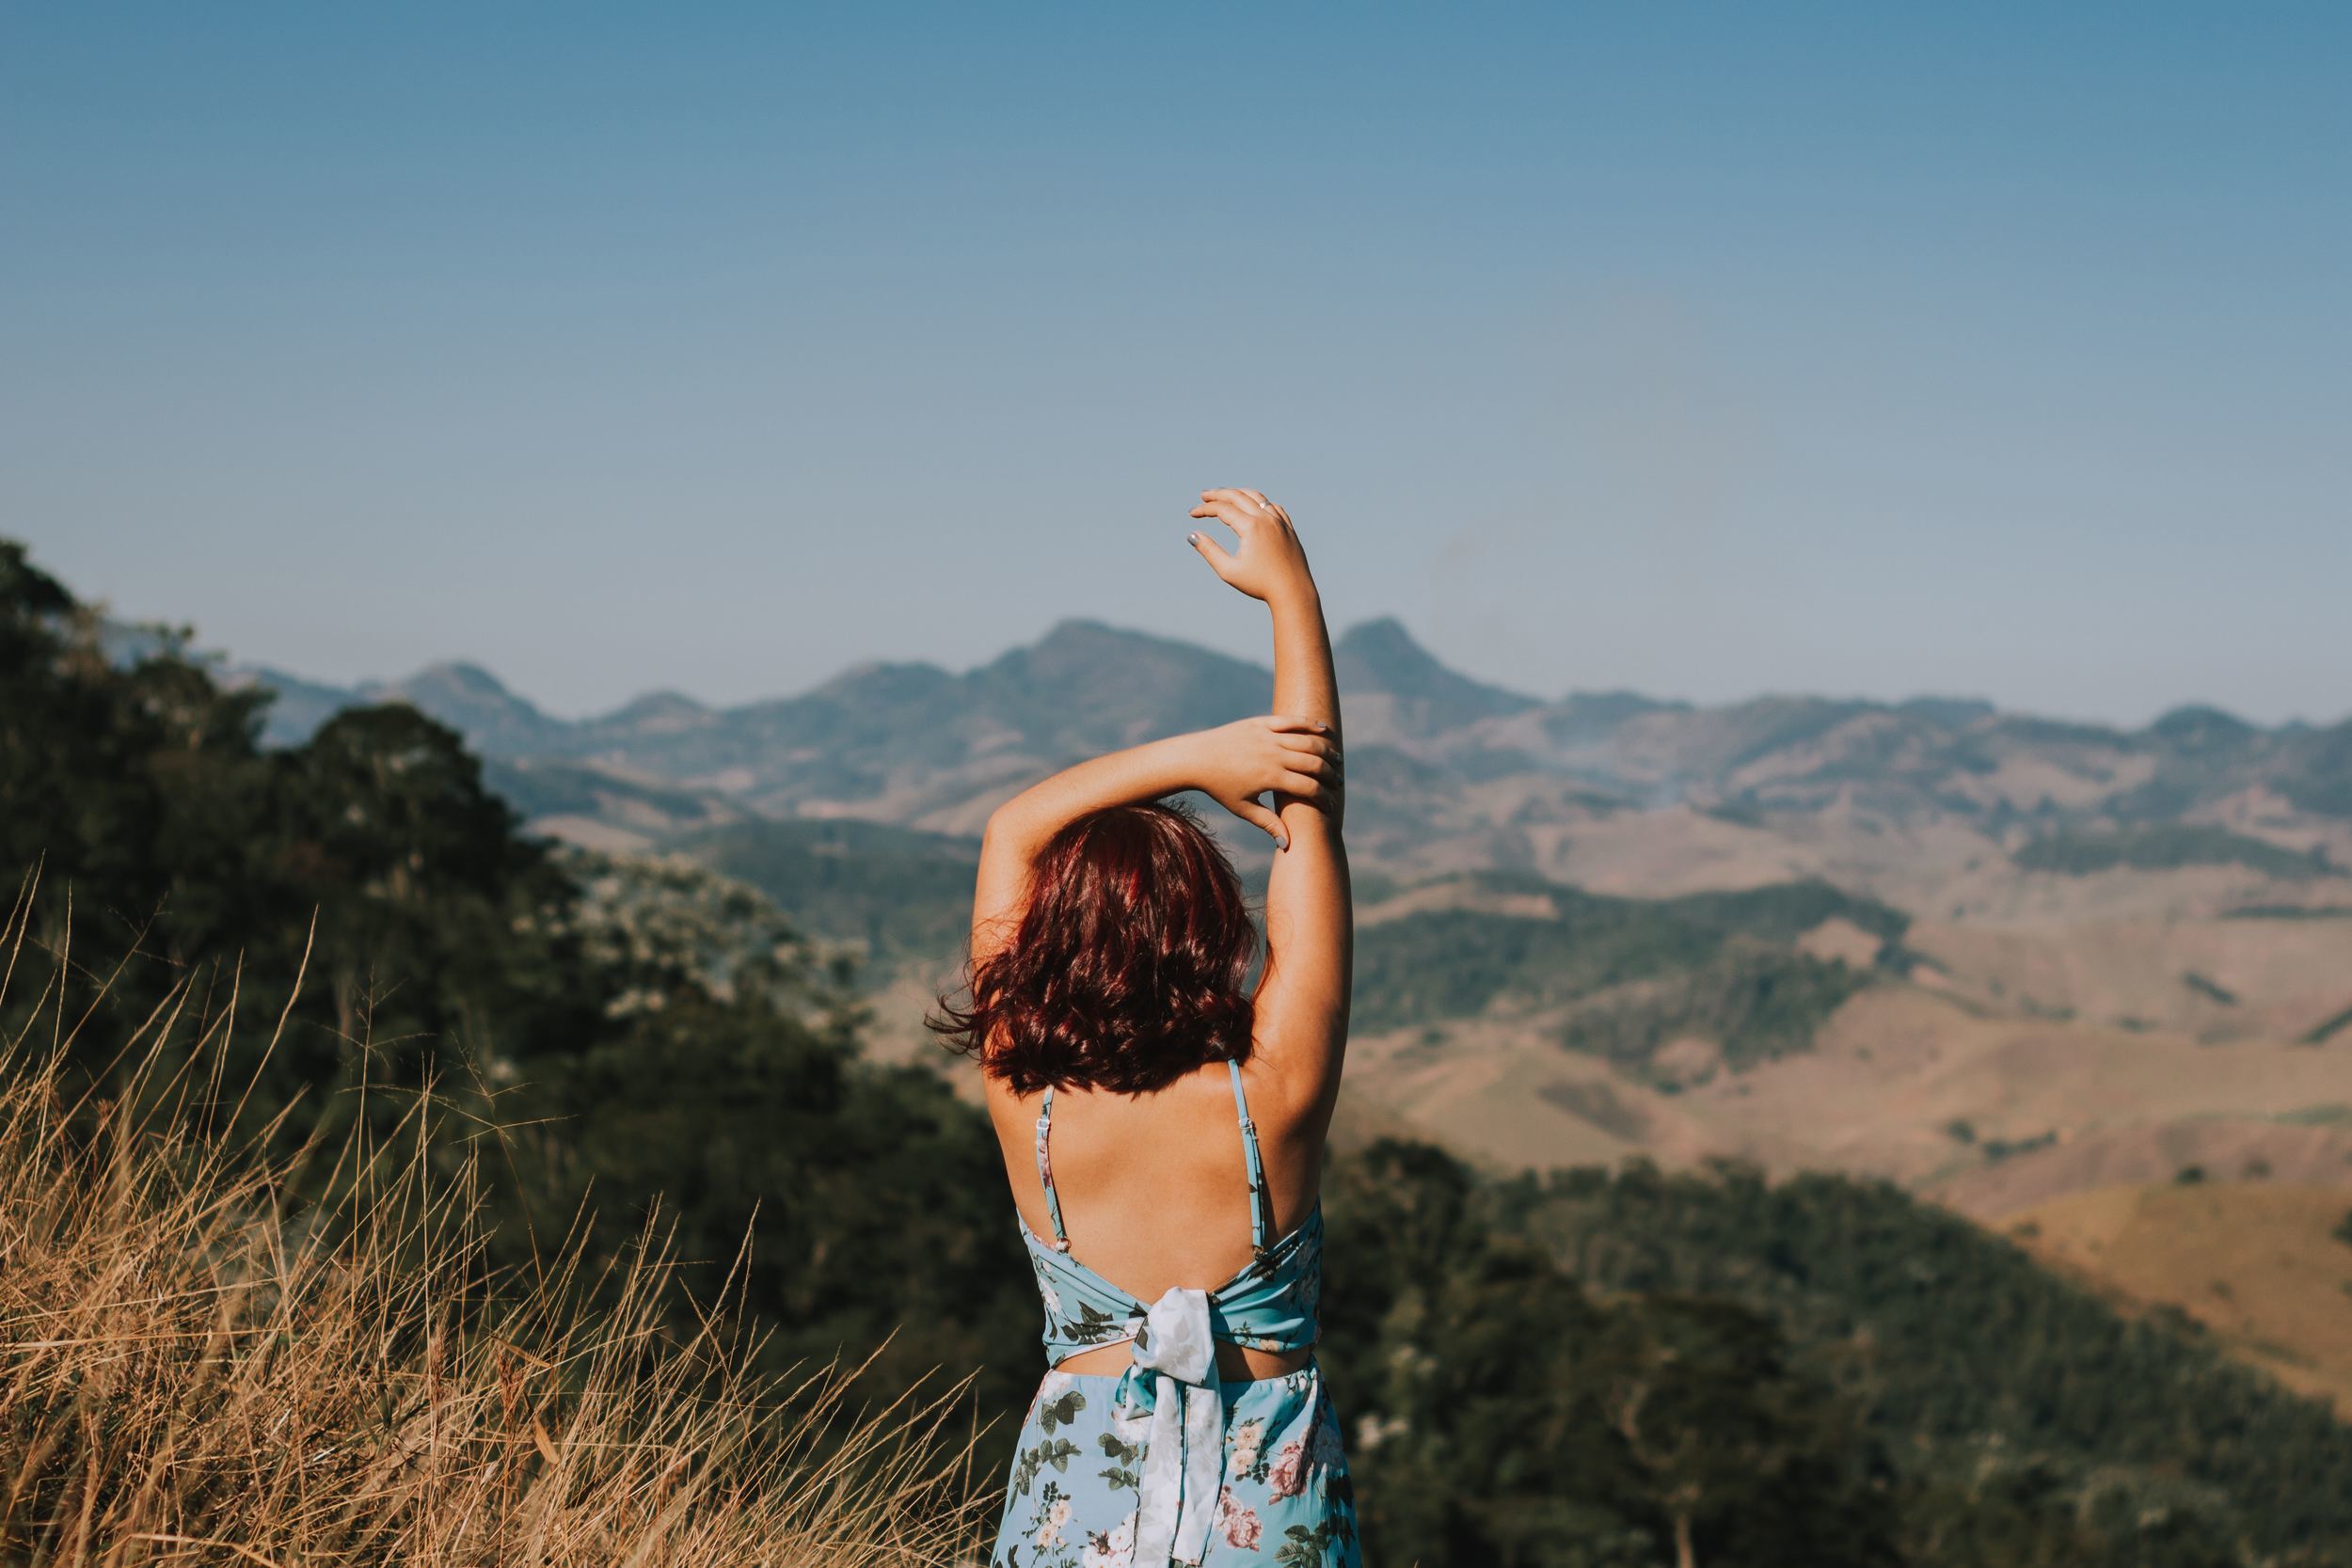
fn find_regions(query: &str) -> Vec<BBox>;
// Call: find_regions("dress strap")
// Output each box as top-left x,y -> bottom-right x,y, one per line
1034,1086 -> 1070,1251
1226,1059 -> 1275,1260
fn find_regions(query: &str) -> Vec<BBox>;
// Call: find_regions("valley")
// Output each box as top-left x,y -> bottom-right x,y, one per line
227,612 -> 2352,1407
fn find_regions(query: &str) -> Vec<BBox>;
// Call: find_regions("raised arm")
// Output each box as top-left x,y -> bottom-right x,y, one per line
1187,488 -> 1352,1120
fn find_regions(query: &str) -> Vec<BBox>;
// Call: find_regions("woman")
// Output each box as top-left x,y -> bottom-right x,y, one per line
932,488 -> 1359,1567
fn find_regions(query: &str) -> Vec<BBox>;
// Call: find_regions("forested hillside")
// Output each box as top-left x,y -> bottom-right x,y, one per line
17,538 -> 2352,1566
1350,874 -> 1910,1075
1326,1147 -> 2352,1566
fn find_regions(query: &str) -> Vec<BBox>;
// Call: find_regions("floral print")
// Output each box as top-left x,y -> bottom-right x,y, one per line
991,1366 -> 1358,1567
999,1063 -> 1356,1565
1216,1493 -> 1263,1551
1266,1438 -> 1305,1501
1228,1418 -> 1265,1479
1081,1518 -> 1136,1568
1038,1497 -> 1074,1551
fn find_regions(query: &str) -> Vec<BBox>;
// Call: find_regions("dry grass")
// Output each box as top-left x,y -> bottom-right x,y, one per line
0,878 -> 990,1564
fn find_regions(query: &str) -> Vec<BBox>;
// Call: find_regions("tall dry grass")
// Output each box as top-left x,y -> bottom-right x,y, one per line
0,878 -> 990,1564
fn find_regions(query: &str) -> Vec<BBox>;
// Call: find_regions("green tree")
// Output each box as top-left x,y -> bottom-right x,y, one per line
1321,1143 -> 1899,1568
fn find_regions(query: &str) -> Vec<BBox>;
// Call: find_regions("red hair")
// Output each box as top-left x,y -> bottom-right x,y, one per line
930,799 -> 1258,1094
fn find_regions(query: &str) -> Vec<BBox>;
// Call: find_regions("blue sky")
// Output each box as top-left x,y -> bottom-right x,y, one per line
6,4 -> 2346,725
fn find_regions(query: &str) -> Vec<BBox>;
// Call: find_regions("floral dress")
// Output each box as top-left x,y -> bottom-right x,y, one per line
992,1363 -> 1359,1568
990,1062 -> 1360,1567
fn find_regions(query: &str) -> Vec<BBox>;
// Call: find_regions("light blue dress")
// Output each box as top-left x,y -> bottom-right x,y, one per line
989,1061 -> 1361,1568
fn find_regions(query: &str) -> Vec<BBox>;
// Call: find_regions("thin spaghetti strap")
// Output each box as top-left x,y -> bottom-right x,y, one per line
1034,1086 -> 1069,1251
1227,1059 -> 1275,1259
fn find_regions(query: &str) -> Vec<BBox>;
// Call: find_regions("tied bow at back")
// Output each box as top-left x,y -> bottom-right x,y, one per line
1116,1286 -> 1224,1566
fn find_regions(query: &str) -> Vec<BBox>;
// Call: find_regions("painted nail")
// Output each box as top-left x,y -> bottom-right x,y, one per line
1276,835 -> 1288,850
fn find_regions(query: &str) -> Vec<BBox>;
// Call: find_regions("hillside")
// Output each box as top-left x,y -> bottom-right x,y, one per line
1349,872 -> 1908,1072
1333,975 -> 2352,1209
2005,1181 -> 2352,1414
1465,1154 -> 2352,1563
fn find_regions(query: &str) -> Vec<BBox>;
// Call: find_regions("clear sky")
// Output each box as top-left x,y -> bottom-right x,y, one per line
6,4 -> 2346,727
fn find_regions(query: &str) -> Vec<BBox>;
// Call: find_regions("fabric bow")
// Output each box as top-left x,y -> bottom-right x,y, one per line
1118,1285 -> 1224,1566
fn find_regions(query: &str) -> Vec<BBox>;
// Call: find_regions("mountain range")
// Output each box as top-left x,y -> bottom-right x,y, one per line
123,608 -> 2352,1410
213,615 -> 2352,876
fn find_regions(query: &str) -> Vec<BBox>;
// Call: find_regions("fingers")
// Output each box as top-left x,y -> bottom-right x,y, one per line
1244,490 -> 1295,529
1195,489 -> 1280,530
1278,768 -> 1331,800
1186,529 -> 1238,576
1189,500 -> 1261,539
1227,794 -> 1288,849
1263,714 -> 1334,736
1200,488 -> 1290,526
1274,734 -> 1337,760
1275,741 -> 1341,789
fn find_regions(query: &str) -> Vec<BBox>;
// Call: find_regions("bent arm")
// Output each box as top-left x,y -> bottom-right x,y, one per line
967,736 -> 1199,967
967,717 -> 1339,969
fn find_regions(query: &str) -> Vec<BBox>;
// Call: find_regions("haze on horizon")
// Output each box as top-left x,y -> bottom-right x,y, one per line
6,5 -> 2347,729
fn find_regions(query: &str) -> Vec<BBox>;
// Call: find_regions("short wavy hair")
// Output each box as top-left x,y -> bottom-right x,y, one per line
930,799 -> 1258,1094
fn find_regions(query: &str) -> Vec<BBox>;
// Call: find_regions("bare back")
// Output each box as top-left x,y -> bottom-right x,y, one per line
982,1058 -> 1329,1379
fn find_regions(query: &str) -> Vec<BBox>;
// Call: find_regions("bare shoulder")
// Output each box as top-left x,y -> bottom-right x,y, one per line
978,1062 -> 1044,1147
977,1067 -> 1035,1138
1232,1043 -> 1336,1142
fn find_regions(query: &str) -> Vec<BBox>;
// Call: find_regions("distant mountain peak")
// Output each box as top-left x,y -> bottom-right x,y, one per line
2149,704 -> 2259,755
1025,617 -> 1217,663
607,689 -> 713,724
1335,615 -> 1426,661
349,660 -> 565,752
1898,695 -> 1998,729
1335,615 -> 1536,728
2153,703 -> 2255,736
802,657 -> 956,705
988,619 -> 1271,695
395,660 -> 519,699
1032,616 -> 1145,651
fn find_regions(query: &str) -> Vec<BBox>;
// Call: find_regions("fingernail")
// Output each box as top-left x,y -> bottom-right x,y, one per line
1186,532 -> 1199,546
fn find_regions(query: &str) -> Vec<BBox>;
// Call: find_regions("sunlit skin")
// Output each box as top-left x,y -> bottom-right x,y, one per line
967,488 -> 1353,1381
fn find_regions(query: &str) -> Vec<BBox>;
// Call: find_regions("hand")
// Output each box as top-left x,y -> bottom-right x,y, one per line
1187,715 -> 1342,847
1187,488 -> 1315,605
